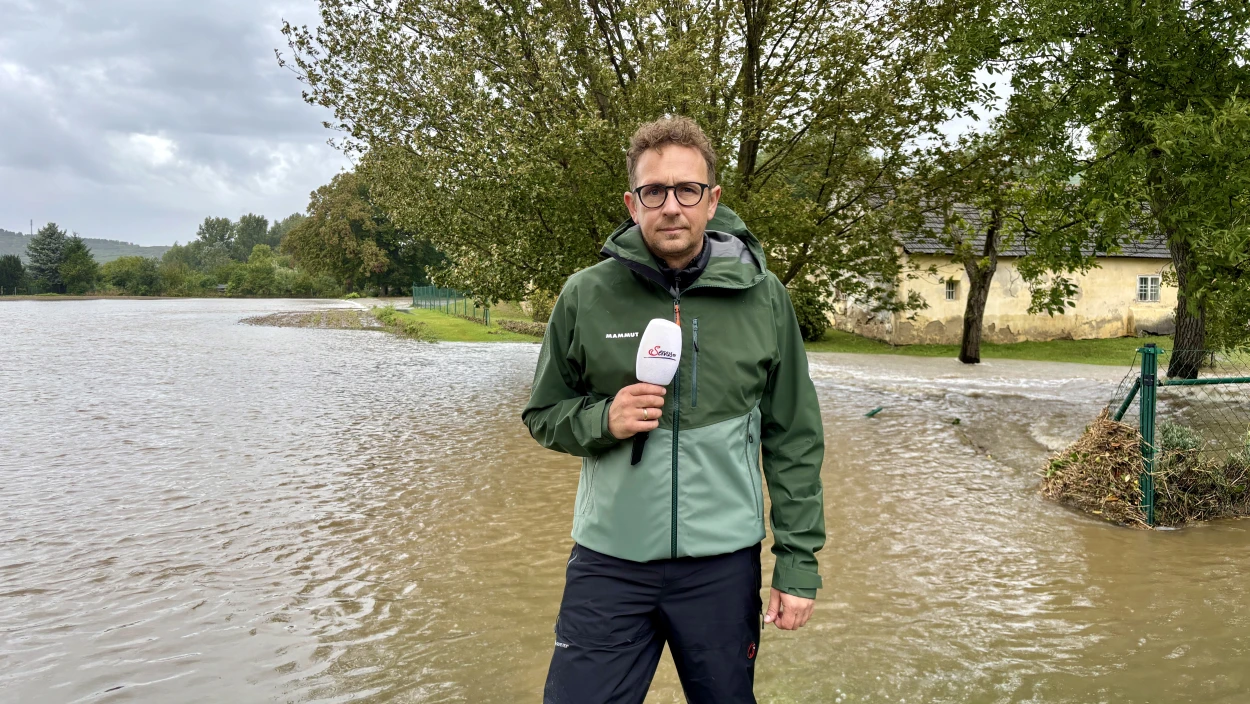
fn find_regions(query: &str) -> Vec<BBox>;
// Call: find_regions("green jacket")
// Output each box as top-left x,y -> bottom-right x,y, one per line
521,207 -> 826,597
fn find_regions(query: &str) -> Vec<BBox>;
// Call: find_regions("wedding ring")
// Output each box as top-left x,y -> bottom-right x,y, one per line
642,408 -> 649,421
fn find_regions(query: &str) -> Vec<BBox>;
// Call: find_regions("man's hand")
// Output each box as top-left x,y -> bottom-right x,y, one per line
608,383 -> 666,439
764,588 -> 814,630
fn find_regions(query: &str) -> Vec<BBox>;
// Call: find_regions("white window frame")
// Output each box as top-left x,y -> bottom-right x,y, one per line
1137,275 -> 1160,302
945,279 -> 959,301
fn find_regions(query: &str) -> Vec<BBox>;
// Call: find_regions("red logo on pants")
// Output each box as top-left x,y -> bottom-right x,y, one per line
747,642 -> 757,659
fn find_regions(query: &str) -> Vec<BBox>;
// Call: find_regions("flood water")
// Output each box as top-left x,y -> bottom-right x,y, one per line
1,298 -> 1247,704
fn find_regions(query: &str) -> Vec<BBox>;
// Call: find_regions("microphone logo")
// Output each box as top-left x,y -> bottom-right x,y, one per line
647,346 -> 677,360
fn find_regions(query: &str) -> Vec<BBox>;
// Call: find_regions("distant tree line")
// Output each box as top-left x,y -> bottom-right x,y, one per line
1,182 -> 444,298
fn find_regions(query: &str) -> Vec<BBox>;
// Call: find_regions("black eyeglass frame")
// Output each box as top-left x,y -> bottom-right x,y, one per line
632,182 -> 711,209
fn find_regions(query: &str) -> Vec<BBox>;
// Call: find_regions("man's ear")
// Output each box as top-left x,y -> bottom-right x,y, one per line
706,185 -> 721,221
624,191 -> 638,222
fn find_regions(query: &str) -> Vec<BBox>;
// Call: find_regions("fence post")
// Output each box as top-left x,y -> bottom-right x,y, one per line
1139,343 -> 1159,526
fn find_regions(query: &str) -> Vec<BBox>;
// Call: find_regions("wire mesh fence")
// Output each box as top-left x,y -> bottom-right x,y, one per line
1106,345 -> 1250,525
412,285 -> 490,325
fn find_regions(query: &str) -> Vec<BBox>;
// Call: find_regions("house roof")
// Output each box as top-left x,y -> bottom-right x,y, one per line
899,204 -> 1171,259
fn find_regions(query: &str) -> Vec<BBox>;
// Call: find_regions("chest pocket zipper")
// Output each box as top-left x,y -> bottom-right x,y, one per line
692,318 -> 699,408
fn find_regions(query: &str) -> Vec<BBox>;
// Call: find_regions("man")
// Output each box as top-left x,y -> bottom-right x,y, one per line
523,116 -> 825,703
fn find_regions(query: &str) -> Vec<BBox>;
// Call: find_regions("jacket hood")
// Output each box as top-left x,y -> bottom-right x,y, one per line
600,205 -> 768,292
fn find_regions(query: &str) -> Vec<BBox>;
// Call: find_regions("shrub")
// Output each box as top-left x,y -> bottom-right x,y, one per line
788,282 -> 832,342
528,289 -> 556,323
499,319 -> 547,337
1159,421 -> 1203,453
102,256 -> 161,295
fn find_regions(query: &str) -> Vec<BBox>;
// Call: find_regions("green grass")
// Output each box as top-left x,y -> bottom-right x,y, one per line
403,300 -> 1164,363
804,329 -> 1170,367
485,300 -> 536,323
396,308 -> 538,342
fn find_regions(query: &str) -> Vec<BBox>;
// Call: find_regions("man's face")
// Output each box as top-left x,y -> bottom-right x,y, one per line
624,145 -> 721,267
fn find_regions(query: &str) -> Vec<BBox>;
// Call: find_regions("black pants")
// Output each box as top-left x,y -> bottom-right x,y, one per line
543,543 -> 762,704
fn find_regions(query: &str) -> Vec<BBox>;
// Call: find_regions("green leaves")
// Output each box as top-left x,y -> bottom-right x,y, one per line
282,0 -> 981,305
57,236 -> 99,295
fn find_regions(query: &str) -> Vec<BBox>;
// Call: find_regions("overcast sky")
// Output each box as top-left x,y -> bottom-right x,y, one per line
0,0 -> 350,245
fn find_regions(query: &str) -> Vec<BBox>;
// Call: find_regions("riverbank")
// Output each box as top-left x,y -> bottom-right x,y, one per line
391,307 -> 537,342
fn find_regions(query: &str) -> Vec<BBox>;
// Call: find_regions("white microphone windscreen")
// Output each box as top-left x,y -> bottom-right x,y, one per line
635,318 -> 682,385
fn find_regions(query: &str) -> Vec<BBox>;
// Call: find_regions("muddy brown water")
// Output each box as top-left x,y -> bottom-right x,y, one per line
1,299 -> 1247,703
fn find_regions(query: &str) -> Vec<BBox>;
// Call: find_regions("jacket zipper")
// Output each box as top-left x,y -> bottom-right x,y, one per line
671,297 -> 681,558
692,318 -> 699,408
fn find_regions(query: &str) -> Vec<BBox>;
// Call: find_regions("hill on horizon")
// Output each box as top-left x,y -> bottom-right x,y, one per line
0,228 -> 172,264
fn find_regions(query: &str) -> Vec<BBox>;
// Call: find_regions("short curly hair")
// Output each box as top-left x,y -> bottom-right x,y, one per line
626,116 -> 718,189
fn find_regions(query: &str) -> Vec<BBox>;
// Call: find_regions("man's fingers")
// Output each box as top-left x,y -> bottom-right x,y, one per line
623,383 -> 666,397
631,395 -> 666,410
763,589 -> 781,624
780,609 -> 800,630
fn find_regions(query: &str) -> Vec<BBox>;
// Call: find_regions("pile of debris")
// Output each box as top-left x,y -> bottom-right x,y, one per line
1041,410 -> 1250,527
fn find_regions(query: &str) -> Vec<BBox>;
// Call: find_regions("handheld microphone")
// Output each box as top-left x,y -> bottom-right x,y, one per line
631,318 -> 682,465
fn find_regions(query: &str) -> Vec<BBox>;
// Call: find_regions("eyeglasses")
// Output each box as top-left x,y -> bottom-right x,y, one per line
633,182 -> 710,209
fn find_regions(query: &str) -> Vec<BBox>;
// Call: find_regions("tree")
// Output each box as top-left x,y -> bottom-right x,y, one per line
1149,99 -> 1250,351
912,127 -> 1081,364
280,0 -> 986,305
232,213 -> 271,261
58,236 -> 99,294
269,213 -> 307,247
196,217 -> 235,248
26,223 -> 68,292
228,244 -> 279,296
917,139 -> 1018,364
282,171 -> 398,291
969,0 -> 1250,376
102,256 -> 162,296
0,254 -> 25,293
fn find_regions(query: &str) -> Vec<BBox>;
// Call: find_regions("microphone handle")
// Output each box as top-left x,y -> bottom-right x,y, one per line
631,431 -> 649,466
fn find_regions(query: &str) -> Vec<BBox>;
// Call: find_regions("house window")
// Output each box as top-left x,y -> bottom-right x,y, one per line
945,279 -> 959,301
1137,275 -> 1160,302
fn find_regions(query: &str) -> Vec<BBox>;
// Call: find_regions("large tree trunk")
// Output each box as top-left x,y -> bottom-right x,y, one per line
1168,237 -> 1206,379
959,210 -> 1000,364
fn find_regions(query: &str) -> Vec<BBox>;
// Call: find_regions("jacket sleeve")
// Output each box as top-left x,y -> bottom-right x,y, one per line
521,281 -> 622,457
760,278 -> 826,598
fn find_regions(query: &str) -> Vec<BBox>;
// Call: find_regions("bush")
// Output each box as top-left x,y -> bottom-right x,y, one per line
499,319 -> 547,337
788,282 -> 832,342
102,256 -> 161,295
1160,421 -> 1203,453
528,289 -> 556,323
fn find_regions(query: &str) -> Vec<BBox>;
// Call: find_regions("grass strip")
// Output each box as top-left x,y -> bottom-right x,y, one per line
805,330 -> 1171,367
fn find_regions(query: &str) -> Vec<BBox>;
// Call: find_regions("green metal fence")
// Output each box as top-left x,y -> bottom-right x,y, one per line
1110,344 -> 1250,525
412,285 -> 490,325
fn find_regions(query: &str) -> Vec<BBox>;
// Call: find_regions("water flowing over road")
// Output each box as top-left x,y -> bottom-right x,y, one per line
1,299 -> 1246,703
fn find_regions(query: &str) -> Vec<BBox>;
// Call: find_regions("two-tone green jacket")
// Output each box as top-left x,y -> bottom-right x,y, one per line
521,206 -> 826,597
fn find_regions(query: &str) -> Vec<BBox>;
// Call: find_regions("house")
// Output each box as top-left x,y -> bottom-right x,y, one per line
831,208 -> 1177,344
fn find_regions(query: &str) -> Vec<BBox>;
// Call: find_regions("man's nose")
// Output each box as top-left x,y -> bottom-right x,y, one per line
661,188 -> 684,216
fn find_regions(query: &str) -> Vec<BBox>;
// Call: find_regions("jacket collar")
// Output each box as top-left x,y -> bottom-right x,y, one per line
599,205 -> 768,294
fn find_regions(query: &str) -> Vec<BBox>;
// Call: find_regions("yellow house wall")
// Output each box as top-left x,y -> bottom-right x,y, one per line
833,254 -> 1177,345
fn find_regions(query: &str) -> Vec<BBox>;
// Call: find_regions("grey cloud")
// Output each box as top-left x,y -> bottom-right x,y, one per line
0,0 -> 348,244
